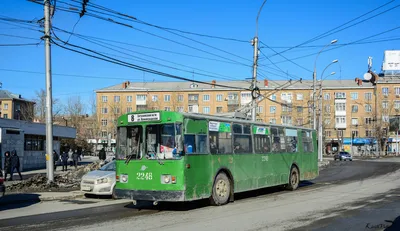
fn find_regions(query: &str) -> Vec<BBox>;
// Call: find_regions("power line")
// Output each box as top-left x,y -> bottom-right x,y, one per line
260,41 -> 313,73
269,25 -> 400,65
52,26 -> 248,66
268,0 -> 397,58
50,38 -> 250,90
0,42 -> 41,46
0,33 -> 40,41
52,28 -> 247,81
67,0 -> 249,43
29,1 -> 252,67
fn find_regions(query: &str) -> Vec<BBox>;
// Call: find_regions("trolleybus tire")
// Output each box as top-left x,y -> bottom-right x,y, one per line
211,172 -> 231,206
287,166 -> 299,191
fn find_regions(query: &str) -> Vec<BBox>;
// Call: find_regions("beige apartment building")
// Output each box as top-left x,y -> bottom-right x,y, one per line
0,90 -> 35,121
95,74 -> 400,155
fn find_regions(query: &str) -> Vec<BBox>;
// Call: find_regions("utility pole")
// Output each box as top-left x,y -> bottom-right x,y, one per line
251,36 -> 258,122
44,0 -> 54,183
313,71 -> 317,130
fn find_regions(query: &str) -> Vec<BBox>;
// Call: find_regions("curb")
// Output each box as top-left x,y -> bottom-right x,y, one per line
0,191 -> 85,206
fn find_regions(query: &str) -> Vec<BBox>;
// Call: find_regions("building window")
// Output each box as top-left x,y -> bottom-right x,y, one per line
127,96 -> 132,102
382,115 -> 389,123
296,93 -> 303,100
395,101 -> 400,109
216,106 -> 223,113
203,106 -> 210,114
188,105 -> 198,113
136,94 -> 147,101
282,104 -> 292,112
269,118 -> 276,124
297,106 -> 303,113
324,93 -> 331,100
335,103 -> 346,112
325,130 -> 332,137
101,96 -> 107,103
297,118 -> 303,126
152,106 -> 159,110
335,92 -> 346,99
256,118 -> 263,122
203,94 -> 210,102
24,135 -> 45,151
350,92 -> 358,100
152,95 -> 158,102
352,130 -> 359,138
351,118 -> 358,125
241,92 -> 251,101
365,104 -> 372,112
281,93 -> 293,102
164,95 -> 171,102
366,130 -> 373,137
136,105 -> 147,111
114,96 -> 120,102
176,106 -> 184,112
114,107 -> 120,114
178,95 -> 184,102
3,114 -> 8,119
101,131 -> 108,138
351,105 -> 358,113
325,105 -> 331,113
382,87 -> 389,96
365,118 -> 373,125
365,92 -> 372,101
395,87 -> 400,95
270,94 -> 276,100
336,116 -> 346,124
281,116 -> 292,125
101,119 -> 107,126
164,106 -> 171,111
325,119 -> 331,125
382,101 -> 388,109
216,94 -> 223,102
127,107 -> 132,113
256,106 -> 263,113
4,103 -> 9,110
101,108 -> 108,114
270,106 -> 276,113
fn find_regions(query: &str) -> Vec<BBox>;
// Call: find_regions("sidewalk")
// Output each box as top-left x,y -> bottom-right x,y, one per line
0,190 -> 85,206
3,156 -> 99,186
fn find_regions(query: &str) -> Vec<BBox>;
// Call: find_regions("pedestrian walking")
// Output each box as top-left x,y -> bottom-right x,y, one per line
53,150 -> 59,171
3,151 -> 11,180
10,150 -> 22,181
72,149 -> 79,170
61,150 -> 69,171
68,149 -> 73,166
99,148 -> 106,161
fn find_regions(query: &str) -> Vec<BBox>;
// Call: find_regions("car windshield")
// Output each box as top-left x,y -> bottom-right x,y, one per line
340,152 -> 349,155
99,161 -> 116,171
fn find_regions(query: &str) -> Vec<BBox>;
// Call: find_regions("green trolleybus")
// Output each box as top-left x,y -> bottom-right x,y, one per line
114,110 -> 318,205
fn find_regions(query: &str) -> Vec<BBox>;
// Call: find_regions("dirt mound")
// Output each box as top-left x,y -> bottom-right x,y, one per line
6,160 -> 106,193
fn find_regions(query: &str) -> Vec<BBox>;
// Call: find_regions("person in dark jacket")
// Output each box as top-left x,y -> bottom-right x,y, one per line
3,151 -> 11,181
72,149 -> 80,170
60,151 -> 69,171
99,148 -> 106,161
53,150 -> 59,171
10,150 -> 22,181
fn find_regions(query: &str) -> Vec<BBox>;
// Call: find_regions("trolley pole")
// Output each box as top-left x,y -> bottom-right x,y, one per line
44,0 -> 54,183
251,36 -> 258,122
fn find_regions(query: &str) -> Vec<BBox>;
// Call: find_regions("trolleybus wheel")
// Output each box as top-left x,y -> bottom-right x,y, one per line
287,167 -> 299,191
211,172 -> 231,205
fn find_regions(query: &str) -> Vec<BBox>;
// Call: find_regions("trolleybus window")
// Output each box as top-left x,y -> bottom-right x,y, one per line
233,123 -> 252,154
117,126 -> 143,160
271,127 -> 286,153
302,130 -> 314,153
253,125 -> 271,153
285,128 -> 298,153
145,124 -> 183,159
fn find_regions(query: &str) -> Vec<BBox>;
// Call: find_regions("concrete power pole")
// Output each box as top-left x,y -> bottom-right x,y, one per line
251,36 -> 258,122
44,0 -> 54,183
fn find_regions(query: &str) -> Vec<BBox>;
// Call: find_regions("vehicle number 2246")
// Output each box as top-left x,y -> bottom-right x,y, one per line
136,172 -> 153,180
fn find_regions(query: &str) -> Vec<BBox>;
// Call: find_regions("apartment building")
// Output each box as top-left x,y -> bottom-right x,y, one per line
0,90 -> 35,121
95,74 -> 400,155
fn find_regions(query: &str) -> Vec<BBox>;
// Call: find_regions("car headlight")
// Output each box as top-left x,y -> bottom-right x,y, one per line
96,178 -> 109,184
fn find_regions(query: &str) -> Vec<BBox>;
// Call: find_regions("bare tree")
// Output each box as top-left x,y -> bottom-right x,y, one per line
33,89 -> 62,123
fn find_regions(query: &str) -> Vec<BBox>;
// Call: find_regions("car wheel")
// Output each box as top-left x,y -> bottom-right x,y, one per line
112,186 -> 116,199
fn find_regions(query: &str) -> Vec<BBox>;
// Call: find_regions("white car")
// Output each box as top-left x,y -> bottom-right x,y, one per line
80,160 -> 116,198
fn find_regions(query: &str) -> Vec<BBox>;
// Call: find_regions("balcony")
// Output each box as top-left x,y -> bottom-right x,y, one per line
335,123 -> 347,129
136,99 -> 147,106
227,99 -> 239,105
188,94 -> 199,104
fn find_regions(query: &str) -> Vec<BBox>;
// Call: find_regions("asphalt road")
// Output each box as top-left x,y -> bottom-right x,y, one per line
1,160 -> 400,231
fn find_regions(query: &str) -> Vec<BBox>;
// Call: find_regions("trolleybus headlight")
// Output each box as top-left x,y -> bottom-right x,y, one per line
163,175 -> 171,183
121,174 -> 128,183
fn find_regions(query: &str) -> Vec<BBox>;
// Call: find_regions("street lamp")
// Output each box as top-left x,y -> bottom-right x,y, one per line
251,0 -> 268,122
318,59 -> 339,162
313,39 -> 338,130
